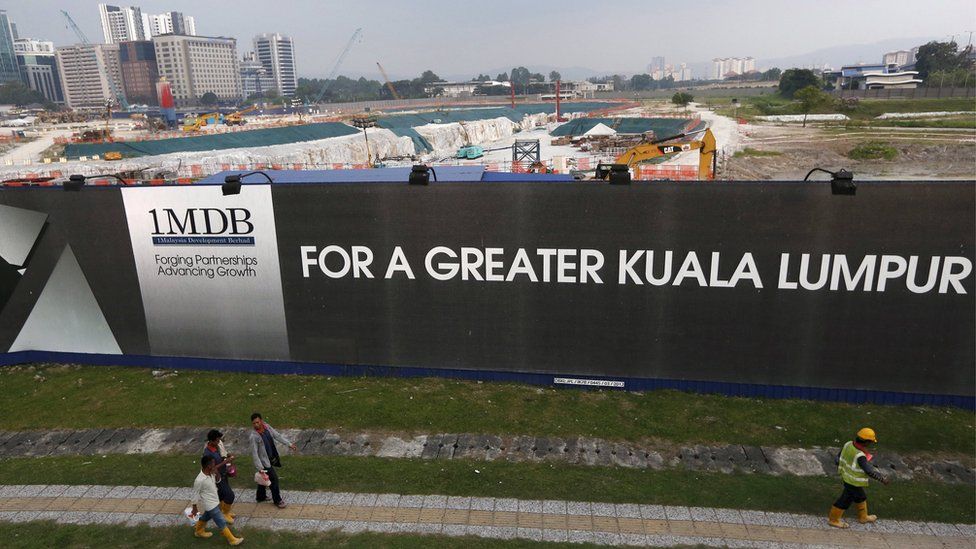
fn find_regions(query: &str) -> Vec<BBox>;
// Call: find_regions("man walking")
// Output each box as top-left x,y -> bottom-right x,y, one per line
828,427 -> 890,528
190,454 -> 244,545
249,412 -> 298,508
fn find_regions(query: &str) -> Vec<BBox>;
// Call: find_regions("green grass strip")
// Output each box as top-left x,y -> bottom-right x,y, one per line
0,521 -> 588,549
0,454 -> 971,524
2,365 -> 972,456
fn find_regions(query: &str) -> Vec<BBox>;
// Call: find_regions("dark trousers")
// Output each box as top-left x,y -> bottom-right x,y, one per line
216,474 -> 235,505
833,482 -> 867,510
256,466 -> 282,504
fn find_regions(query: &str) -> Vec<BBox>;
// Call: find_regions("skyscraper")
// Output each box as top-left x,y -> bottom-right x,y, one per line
119,41 -> 159,105
240,51 -> 275,99
56,43 -> 124,110
142,11 -> 196,37
0,10 -> 20,83
15,39 -> 63,104
253,33 -> 297,96
152,34 -> 241,106
98,4 -> 146,44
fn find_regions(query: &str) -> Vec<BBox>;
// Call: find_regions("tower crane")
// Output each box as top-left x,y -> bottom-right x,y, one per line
312,28 -> 363,105
376,62 -> 401,100
61,10 -> 130,112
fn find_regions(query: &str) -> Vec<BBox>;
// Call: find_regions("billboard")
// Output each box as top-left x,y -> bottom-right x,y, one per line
1,181 -> 973,404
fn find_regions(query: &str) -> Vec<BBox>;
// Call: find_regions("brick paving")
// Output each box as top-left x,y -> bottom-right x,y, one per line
0,484 -> 972,547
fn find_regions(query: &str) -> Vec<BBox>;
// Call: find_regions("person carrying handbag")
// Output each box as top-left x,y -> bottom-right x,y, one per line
203,429 -> 238,523
248,412 -> 297,508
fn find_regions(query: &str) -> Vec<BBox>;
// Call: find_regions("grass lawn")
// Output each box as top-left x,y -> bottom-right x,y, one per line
0,521 -> 592,549
705,96 -> 975,123
732,148 -> 783,158
1,364 -> 972,457
1,454 -> 972,524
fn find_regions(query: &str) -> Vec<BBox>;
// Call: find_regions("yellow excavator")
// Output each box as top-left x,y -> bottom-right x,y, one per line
224,105 -> 257,126
598,128 -> 717,181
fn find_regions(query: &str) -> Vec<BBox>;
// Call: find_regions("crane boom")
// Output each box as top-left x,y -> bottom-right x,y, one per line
61,10 -> 129,111
376,61 -> 401,100
312,28 -> 363,104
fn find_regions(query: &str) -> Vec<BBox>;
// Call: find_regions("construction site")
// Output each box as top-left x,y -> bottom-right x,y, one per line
1,2 -> 975,548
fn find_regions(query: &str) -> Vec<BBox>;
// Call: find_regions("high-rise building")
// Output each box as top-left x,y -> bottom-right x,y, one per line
119,41 -> 159,105
240,51 -> 275,99
0,10 -> 20,83
13,38 -> 55,54
98,4 -> 146,44
152,34 -> 241,106
712,57 -> 756,80
15,39 -> 63,104
883,50 -> 914,68
647,56 -> 666,75
142,11 -> 196,37
17,51 -> 64,105
56,43 -> 124,110
253,33 -> 296,96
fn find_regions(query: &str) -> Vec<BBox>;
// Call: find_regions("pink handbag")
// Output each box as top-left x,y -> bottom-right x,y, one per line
226,463 -> 237,478
254,471 -> 271,487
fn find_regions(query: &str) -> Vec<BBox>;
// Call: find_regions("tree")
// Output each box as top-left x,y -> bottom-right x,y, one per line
473,74 -> 491,82
671,91 -> 694,110
611,74 -> 626,92
915,40 -> 970,80
200,91 -> 218,106
418,70 -> 441,84
0,81 -> 51,107
549,70 -> 561,82
630,73 -> 653,91
778,68 -> 821,98
793,85 -> 834,127
495,72 -> 508,82
761,68 -> 782,81
510,67 -> 531,94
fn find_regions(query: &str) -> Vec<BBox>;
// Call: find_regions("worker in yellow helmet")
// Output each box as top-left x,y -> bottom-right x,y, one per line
828,427 -> 890,528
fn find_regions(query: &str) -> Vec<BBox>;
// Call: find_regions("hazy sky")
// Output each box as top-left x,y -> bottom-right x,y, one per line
6,0 -> 975,78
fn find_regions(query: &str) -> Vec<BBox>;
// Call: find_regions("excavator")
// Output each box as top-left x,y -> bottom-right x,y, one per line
596,128 -> 717,181
224,105 -> 257,126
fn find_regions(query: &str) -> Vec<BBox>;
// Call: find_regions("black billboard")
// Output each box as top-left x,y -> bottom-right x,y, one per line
1,181 -> 973,402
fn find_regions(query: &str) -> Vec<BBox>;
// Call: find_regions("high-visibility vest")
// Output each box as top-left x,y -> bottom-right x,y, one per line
838,441 -> 870,487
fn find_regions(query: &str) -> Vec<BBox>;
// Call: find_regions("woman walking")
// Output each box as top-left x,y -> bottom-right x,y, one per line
203,429 -> 238,524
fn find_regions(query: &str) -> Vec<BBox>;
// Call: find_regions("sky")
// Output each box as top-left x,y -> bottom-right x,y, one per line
5,0 -> 975,79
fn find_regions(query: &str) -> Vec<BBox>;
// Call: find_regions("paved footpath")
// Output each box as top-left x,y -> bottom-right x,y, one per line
0,485 -> 972,548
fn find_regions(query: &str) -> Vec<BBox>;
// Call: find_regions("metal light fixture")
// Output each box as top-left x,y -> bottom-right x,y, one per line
64,173 -> 129,191
64,174 -> 86,191
223,171 -> 273,196
409,165 -> 437,185
608,164 -> 632,185
804,167 -> 856,196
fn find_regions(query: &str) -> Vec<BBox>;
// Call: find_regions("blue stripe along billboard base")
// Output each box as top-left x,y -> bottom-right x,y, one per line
1,350 -> 973,410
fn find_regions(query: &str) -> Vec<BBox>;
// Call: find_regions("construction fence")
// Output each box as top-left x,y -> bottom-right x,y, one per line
1,154 -> 712,184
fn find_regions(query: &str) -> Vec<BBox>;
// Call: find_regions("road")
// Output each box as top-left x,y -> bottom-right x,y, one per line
0,128 -> 73,167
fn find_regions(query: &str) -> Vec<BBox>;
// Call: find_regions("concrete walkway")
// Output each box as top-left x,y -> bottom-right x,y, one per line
0,484 -> 972,548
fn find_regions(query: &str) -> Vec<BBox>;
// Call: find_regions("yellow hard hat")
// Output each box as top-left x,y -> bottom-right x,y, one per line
857,427 -> 877,443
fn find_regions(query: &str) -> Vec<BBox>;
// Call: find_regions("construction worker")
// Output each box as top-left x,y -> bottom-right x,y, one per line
828,427 -> 890,528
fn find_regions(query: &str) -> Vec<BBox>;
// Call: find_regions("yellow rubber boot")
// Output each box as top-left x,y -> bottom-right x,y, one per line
221,527 -> 244,546
828,506 -> 849,529
220,502 -> 235,524
856,501 -> 877,523
193,520 -> 213,538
